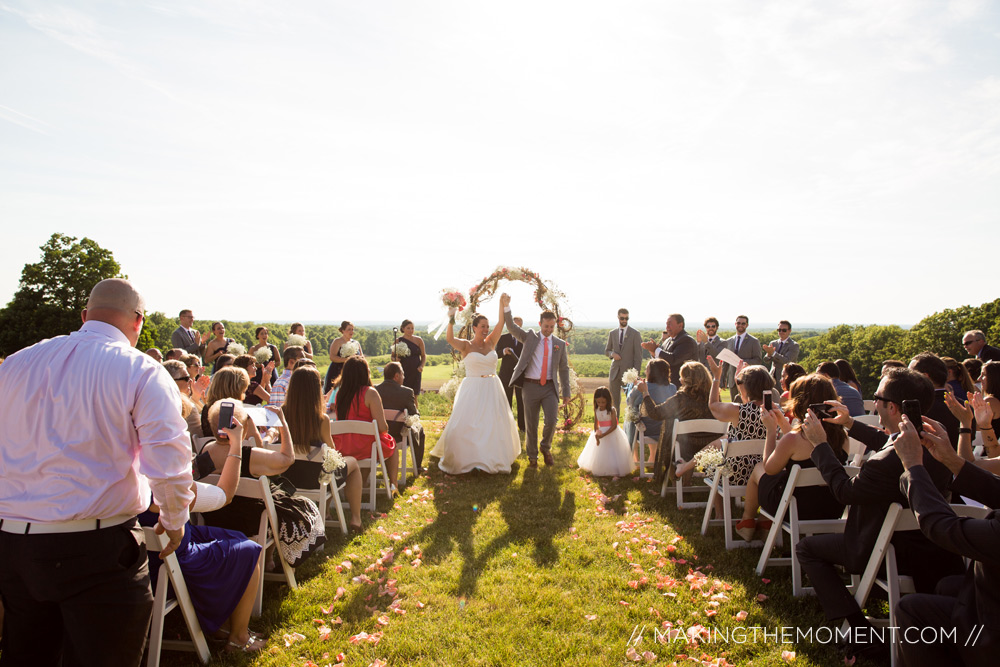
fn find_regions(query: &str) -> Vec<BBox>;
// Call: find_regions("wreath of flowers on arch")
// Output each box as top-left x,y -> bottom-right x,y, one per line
451,265 -> 584,429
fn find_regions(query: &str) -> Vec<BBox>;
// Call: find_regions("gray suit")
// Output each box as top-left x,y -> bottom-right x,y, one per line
170,326 -> 204,354
765,337 -> 800,383
605,326 -> 642,415
698,336 -> 727,367
504,309 -> 570,461
722,333 -> 764,400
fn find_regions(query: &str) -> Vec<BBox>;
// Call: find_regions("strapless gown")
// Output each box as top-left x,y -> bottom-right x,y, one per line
431,350 -> 521,474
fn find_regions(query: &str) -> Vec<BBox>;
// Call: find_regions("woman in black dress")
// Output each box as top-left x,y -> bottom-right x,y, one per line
393,319 -> 426,404
324,321 -> 362,393
248,326 -> 280,386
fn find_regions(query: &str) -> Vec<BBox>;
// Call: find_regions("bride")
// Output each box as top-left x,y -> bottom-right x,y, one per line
431,299 -> 521,474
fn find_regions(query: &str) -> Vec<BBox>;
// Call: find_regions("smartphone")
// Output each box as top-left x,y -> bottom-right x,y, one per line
763,393 -> 773,411
901,399 -> 923,434
809,403 -> 835,420
217,401 -> 236,437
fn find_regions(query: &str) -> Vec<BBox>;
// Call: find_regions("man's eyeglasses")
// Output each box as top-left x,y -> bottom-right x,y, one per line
175,376 -> 192,383
962,340 -> 978,347
618,317 -> 629,321
873,393 -> 894,405
777,328 -> 789,333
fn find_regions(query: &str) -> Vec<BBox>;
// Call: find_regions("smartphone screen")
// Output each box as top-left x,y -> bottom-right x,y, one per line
217,401 -> 235,437
763,393 -> 773,411
901,399 -> 923,434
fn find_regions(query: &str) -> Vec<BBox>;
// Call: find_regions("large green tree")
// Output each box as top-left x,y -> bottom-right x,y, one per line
0,234 -> 123,356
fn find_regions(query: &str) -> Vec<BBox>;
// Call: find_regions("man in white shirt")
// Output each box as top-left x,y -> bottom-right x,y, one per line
696,316 -> 726,365
0,279 -> 195,667
763,320 -> 800,383
604,308 -> 642,415
722,315 -> 763,402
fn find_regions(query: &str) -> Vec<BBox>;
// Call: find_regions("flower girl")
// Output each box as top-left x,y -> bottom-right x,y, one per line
577,386 -> 634,477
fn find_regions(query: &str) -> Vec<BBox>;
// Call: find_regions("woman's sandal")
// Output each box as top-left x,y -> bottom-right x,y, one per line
226,635 -> 266,654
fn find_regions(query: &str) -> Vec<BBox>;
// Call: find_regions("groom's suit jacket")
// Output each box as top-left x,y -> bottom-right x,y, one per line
605,326 -> 642,381
503,309 -> 571,399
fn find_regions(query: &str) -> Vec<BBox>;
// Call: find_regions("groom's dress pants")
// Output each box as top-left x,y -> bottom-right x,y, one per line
522,380 -> 557,460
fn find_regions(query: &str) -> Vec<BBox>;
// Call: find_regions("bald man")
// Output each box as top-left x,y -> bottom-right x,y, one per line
0,278 -> 195,667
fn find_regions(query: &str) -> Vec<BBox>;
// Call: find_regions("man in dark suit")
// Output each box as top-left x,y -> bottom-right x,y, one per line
495,318 -> 525,431
501,294 -> 571,468
909,352 -> 962,448
721,315 -> 763,402
640,313 -> 699,387
963,329 -> 1000,363
375,362 -> 425,473
893,416 -> 999,666
795,368 -> 965,662
170,309 -> 209,355
605,308 -> 643,415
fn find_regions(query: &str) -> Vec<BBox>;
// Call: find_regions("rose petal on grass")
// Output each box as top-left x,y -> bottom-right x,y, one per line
756,593 -> 768,602
584,614 -> 598,621
377,614 -> 390,626
320,603 -> 335,615
762,578 -> 771,584
781,650 -> 796,662
735,610 -> 749,621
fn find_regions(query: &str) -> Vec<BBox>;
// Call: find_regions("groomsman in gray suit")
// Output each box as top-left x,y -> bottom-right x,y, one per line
605,308 -> 642,415
722,315 -> 763,402
764,320 -> 799,383
170,309 -> 209,355
696,316 -> 727,365
501,293 -> 571,467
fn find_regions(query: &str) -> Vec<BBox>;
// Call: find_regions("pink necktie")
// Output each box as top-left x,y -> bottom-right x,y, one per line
540,337 -> 549,386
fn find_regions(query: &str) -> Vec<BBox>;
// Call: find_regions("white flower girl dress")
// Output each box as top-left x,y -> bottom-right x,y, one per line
577,409 -> 634,477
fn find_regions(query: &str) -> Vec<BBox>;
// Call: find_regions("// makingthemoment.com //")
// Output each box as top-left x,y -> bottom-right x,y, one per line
627,623 -> 985,648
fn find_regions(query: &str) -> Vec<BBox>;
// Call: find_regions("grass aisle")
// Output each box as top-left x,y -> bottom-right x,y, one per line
249,427 -> 852,667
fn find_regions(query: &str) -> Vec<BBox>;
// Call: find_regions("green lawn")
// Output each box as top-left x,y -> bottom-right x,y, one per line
160,424 -> 874,667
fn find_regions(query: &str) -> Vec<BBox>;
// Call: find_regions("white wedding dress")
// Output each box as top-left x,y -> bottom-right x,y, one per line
431,350 -> 521,474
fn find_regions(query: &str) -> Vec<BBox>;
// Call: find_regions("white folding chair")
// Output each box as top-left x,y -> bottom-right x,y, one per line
661,418 -> 730,510
853,414 -> 883,428
191,435 -> 215,454
699,439 -> 767,550
863,399 -> 875,415
286,454 -> 349,536
847,503 -> 990,666
846,438 -> 869,467
201,474 -> 297,615
384,409 -> 417,489
330,419 -> 390,512
631,420 -> 656,480
755,465 -> 860,596
143,526 -> 211,667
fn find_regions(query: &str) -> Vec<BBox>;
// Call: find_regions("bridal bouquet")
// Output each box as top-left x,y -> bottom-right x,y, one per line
318,445 -> 347,486
429,287 -> 470,339
227,342 -> 246,356
340,341 -> 361,358
287,333 -> 308,348
622,367 -> 640,386
393,342 -> 411,357
254,347 -> 273,365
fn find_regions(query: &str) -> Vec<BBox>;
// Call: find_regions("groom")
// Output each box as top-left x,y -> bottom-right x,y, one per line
500,293 -> 570,467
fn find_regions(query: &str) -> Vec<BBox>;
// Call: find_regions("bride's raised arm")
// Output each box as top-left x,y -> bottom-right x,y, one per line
485,299 -> 506,347
445,308 -> 470,354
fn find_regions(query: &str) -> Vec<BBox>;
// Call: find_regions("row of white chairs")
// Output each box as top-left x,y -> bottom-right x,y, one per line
659,415 -> 990,667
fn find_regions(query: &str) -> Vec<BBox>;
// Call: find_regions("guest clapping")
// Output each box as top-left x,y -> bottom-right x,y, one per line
232,354 -> 274,406
204,321 -> 233,364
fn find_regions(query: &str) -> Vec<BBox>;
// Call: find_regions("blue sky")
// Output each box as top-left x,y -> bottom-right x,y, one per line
2,1 -> 998,329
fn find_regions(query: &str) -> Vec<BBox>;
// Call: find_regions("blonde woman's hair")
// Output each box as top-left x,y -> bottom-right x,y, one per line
204,366 -> 250,415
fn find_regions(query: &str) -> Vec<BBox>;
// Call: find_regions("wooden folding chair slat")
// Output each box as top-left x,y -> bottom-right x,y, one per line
143,526 -> 210,666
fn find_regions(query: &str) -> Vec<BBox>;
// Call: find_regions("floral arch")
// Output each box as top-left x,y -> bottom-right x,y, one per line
447,266 -> 585,430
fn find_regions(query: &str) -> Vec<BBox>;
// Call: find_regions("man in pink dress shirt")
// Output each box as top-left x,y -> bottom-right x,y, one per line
0,279 -> 195,667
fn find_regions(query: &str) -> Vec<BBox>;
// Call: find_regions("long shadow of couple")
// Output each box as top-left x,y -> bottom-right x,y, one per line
415,463 -> 576,597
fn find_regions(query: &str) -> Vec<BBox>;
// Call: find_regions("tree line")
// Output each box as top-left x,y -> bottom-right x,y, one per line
1,235 -> 996,400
